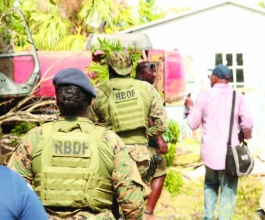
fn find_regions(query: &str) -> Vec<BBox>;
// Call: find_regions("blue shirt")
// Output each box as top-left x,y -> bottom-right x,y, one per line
0,166 -> 48,220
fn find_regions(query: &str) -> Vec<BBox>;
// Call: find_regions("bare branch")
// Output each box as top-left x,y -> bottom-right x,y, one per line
25,100 -> 56,112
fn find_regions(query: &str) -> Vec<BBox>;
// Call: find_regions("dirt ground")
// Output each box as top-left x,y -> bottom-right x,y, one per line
154,175 -> 263,220
152,140 -> 264,220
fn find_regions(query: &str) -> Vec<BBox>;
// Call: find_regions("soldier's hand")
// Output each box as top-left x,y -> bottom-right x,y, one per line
148,116 -> 153,127
157,135 -> 168,154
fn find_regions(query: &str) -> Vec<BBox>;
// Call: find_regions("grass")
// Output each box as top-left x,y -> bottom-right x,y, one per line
155,174 -> 263,220
154,139 -> 263,220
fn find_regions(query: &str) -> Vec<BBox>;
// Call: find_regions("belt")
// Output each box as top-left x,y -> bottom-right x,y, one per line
45,206 -> 99,214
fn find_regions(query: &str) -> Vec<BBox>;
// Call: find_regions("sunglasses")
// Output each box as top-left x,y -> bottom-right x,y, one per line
144,63 -> 156,70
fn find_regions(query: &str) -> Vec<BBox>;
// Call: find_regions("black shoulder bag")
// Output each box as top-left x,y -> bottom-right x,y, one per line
225,91 -> 254,177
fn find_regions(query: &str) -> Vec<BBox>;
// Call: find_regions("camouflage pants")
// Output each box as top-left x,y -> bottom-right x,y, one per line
47,210 -> 115,220
125,144 -> 151,178
124,144 -> 152,200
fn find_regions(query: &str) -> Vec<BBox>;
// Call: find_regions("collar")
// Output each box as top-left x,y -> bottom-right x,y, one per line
135,76 -> 143,81
58,116 -> 94,125
213,83 -> 231,89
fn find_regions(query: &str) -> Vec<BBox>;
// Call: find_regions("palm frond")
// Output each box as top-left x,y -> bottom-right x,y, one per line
57,26 -> 86,50
32,13 -> 68,50
79,0 -> 117,28
87,62 -> 108,85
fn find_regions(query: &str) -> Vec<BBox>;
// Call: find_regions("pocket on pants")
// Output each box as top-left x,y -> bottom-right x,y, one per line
128,145 -> 151,177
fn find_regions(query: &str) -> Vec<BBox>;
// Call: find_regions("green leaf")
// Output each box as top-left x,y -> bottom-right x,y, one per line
164,170 -> 183,196
163,119 -> 181,143
49,0 -> 56,5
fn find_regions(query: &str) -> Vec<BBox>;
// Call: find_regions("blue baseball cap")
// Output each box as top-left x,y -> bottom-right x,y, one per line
53,68 -> 96,98
208,64 -> 232,80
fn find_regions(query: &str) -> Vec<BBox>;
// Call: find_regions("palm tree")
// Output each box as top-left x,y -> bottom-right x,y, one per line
18,0 -> 141,50
78,0 -> 140,33
20,0 -> 85,50
138,0 -> 167,23
0,0 -> 29,51
17,0 -> 188,51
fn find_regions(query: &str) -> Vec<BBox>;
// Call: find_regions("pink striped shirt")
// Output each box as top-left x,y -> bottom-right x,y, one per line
187,84 -> 254,170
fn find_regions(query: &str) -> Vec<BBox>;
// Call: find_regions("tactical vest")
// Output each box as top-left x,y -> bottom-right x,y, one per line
31,119 -> 114,213
100,78 -> 151,142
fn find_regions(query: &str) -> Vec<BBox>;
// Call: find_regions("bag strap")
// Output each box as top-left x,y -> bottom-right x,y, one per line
100,83 -> 111,98
227,91 -> 236,146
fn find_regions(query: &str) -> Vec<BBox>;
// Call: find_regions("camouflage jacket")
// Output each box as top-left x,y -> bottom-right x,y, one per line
87,78 -> 168,140
8,117 -> 144,220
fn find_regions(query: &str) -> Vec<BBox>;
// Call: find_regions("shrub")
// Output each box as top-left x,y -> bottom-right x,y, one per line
165,142 -> 176,167
164,169 -> 183,196
163,119 -> 181,143
10,122 -> 35,145
11,121 -> 35,136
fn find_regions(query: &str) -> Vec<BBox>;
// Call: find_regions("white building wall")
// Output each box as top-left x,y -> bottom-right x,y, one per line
127,3 -> 265,142
131,4 -> 265,87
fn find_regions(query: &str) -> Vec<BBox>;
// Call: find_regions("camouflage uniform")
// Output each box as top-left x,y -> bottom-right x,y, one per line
8,117 -> 144,220
87,52 -> 168,179
135,62 -> 168,179
147,147 -> 167,178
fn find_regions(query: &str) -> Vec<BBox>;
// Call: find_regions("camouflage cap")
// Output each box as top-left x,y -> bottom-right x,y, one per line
108,51 -> 133,76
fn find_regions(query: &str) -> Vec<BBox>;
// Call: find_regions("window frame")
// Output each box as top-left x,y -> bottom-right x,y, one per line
215,52 -> 245,89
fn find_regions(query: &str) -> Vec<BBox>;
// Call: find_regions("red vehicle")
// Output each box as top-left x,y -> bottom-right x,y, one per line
0,12 -> 186,121
34,33 -> 186,105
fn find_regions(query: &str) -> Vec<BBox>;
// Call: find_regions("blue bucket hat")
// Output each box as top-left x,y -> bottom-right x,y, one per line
208,64 -> 232,80
53,68 -> 96,98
